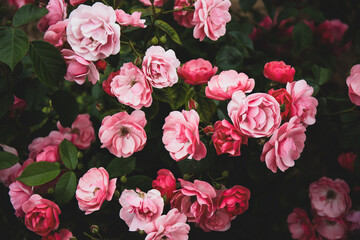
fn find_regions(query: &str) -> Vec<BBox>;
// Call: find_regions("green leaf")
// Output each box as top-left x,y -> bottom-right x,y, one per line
239,0 -> 257,11
0,151 -> 19,170
153,82 -> 194,110
125,175 -> 153,191
29,40 -> 66,87
216,45 -> 243,70
277,8 -> 298,22
312,65 -> 332,86
0,28 -> 29,70
13,4 -> 49,27
228,31 -> 254,50
55,171 -> 77,205
106,157 -> 136,179
262,0 -> 276,20
154,20 -> 182,45
301,6 -> 325,23
59,139 -> 78,170
52,90 -> 79,127
292,22 -> 313,52
17,162 -> 60,186
193,92 -> 217,122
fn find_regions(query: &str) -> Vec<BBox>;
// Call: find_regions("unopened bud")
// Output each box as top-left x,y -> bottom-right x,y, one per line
139,230 -> 145,235
222,170 -> 229,178
120,175 -> 127,183
47,188 -> 54,195
114,190 -> 121,199
90,225 -> 99,234
95,60 -> 107,73
257,138 -> 266,146
159,35 -> 166,44
77,151 -> 83,159
183,173 -> 191,181
133,57 -> 142,67
187,99 -> 198,110
203,125 -> 214,135
77,162 -> 84,170
150,36 -> 159,45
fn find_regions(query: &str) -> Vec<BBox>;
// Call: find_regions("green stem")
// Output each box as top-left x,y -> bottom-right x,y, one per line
121,37 -> 142,59
84,232 -> 98,240
161,7 -> 195,14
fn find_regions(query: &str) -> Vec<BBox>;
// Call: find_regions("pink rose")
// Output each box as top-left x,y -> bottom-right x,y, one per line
44,20 -> 68,48
263,61 -> 295,84
42,229 -> 73,240
9,181 -> 33,218
119,189 -> 164,231
173,0 -> 195,28
227,91 -> 281,138
37,0 -> 67,32
142,46 -> 180,89
76,167 -> 117,215
317,20 -> 348,45
249,16 -> 274,40
10,95 -> 27,118
115,10 -> 146,28
22,194 -> 61,236
162,109 -> 207,161
337,152 -> 356,172
99,110 -> 147,158
260,117 -> 306,173
7,0 -> 34,9
66,2 -> 121,61
193,0 -> 231,41
309,177 -> 352,219
346,210 -> 360,231
217,185 -> 250,217
268,88 -> 293,121
103,70 -> 120,97
205,70 -> 255,100
212,119 -> 248,156
171,179 -> 216,223
287,208 -> 317,240
198,209 -> 233,232
152,169 -> 176,202
144,208 -> 190,240
346,65 -> 360,106
139,0 -> 167,7
110,62 -> 153,109
62,49 -> 100,85
286,80 -> 318,126
70,0 -> 86,6
314,216 -> 348,240
177,58 -> 218,85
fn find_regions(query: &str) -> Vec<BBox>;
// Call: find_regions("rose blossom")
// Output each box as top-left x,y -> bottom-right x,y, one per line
115,10 -> 146,28
22,194 -> 61,236
346,65 -> 360,106
249,16 -> 274,40
212,119 -> 248,156
309,177 -> 352,219
337,152 -> 356,172
44,20 -> 68,48
260,117 -> 306,173
227,91 -> 281,138
76,167 -> 117,215
268,88 -> 293,121
317,20 -> 349,45
162,109 -> 207,161
42,229 -> 73,240
286,80 -> 318,126
263,61 -> 295,84
314,216 -> 348,240
205,70 -> 255,100
139,0 -> 167,7
144,208 -> 190,240
103,70 -> 120,97
287,208 -> 317,240
177,58 -> 218,85
142,46 -> 180,89
193,0 -> 231,41
99,110 -> 147,158
198,209 -> 233,232
66,2 -> 121,61
37,0 -> 67,32
173,0 -> 195,28
110,62 -> 153,109
152,169 -> 176,202
217,185 -> 251,216
9,181 -> 33,218
119,189 -> 164,231
10,95 -> 27,118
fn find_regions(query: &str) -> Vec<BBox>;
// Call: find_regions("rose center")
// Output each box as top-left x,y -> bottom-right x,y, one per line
71,128 -> 80,135
326,190 -> 337,200
93,187 -> 100,195
120,127 -> 130,137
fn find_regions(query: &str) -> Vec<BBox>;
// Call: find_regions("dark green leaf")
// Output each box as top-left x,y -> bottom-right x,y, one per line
277,8 -> 298,22
228,31 -> 254,50
55,171 -> 77,204
13,4 -> 49,27
106,157 -> 136,178
292,22 -> 313,52
125,175 -> 153,191
154,20 -> 182,45
17,162 -> 60,186
59,139 -> 78,170
216,45 -> 243,70
262,0 -> 276,19
153,82 -> 194,110
0,28 -> 29,70
301,6 -> 325,23
0,151 -> 19,170
239,0 -> 257,11
312,65 -> 332,86
193,93 -> 217,122
52,90 -> 79,127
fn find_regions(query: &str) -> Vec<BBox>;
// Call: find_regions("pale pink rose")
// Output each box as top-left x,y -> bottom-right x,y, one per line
260,117 -> 306,173
0,144 -> 20,186
346,210 -> 360,231
177,58 -> 218,85
317,20 -> 348,45
205,70 -> 255,100
217,185 -> 250,216
170,179 -> 216,224
309,177 -> 352,219
70,0 -> 86,6
44,20 -> 68,48
115,10 -> 146,28
286,80 -> 318,126
42,229 -> 73,240
314,216 -> 348,240
119,189 -> 164,231
346,69 -> 360,106
287,208 -> 317,240
103,70 -> 119,97
173,0 -> 195,28
22,194 -> 61,236
227,91 -> 281,138
142,46 -> 180,89
99,110 -> 147,158
198,209 -> 233,232
152,169 -> 176,202
62,49 -> 100,85
9,181 -> 33,218
76,167 -> 117,215
263,61 -> 295,84
57,114 -> 95,149
38,0 -> 67,32
7,0 -> 34,9
162,110 -> 207,161
192,0 -> 231,41
139,0 -> 167,7
337,152 -> 356,172
144,208 -> 190,240
66,2 -> 121,61
110,62 -> 153,109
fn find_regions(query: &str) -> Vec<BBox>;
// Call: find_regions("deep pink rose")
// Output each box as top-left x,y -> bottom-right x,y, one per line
144,208 -> 190,240
152,169 -> 176,202
115,10 -> 146,28
95,60 -> 107,72
37,0 -> 67,32
70,0 -> 86,6
263,61 -> 295,84
10,95 -> 27,118
177,58 -> 218,85
111,62 -> 153,109
198,209 -> 233,232
227,91 -> 281,138
286,80 -> 318,126
309,177 -> 352,219
217,185 -> 250,216
99,110 -> 147,158
337,152 -> 356,172
193,0 -> 231,41
66,2 -> 121,61
261,117 -> 306,173
119,189 -> 164,231
268,88 -> 293,121
139,0 -> 167,7
346,210 -> 360,231
76,167 -> 117,215
142,46 -> 180,89
9,181 -> 33,218
173,0 -> 195,28
317,20 -> 348,45
287,208 -> 317,240
205,70 -> 255,100
212,119 -> 248,156
44,20 -> 68,48
22,194 -> 61,236
42,229 -> 73,240
103,70 -> 120,97
0,144 -> 20,186
7,0 -> 34,9
249,16 -> 274,40
162,109 -> 207,161
346,65 -> 360,106
314,216 -> 348,240
170,179 -> 216,224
